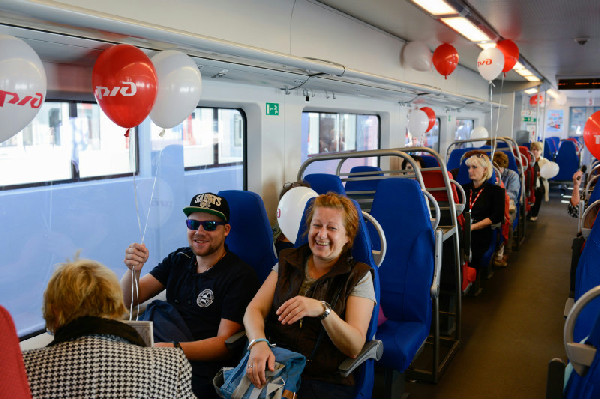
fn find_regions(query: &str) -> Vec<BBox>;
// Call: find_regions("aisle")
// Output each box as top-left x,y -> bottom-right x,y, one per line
404,189 -> 575,398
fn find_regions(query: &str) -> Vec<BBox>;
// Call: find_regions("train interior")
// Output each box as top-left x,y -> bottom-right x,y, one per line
1,0 -> 600,397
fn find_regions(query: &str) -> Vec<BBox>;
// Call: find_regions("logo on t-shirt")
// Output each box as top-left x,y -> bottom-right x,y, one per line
197,289 -> 214,307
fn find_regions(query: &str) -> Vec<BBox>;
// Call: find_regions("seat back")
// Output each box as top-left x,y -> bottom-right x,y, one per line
0,305 -> 32,399
303,173 -> 346,195
370,178 -> 434,326
420,155 -> 439,168
219,190 -> 277,282
574,218 -> 600,342
552,140 -> 580,181
447,148 -> 471,171
295,198 -> 381,399
344,166 -> 383,193
565,292 -> 600,399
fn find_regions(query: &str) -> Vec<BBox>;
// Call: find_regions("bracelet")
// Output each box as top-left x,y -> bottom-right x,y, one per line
247,338 -> 270,351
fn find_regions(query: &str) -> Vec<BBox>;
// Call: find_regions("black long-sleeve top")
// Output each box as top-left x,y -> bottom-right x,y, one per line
462,181 -> 505,225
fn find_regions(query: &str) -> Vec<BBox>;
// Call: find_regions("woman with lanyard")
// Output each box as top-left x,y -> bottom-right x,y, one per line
461,152 -> 505,270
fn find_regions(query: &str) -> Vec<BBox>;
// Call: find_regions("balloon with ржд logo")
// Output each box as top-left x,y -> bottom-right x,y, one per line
477,47 -> 504,83
584,110 -> 600,159
92,44 -> 157,134
0,34 -> 47,144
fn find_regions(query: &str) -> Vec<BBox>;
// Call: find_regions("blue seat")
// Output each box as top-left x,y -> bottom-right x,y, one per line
574,216 -> 600,342
420,155 -> 439,168
564,292 -> 600,399
218,190 -> 277,283
552,140 -> 579,182
303,173 -> 346,195
447,148 -> 471,171
296,197 -> 381,399
544,137 -> 558,160
345,166 -> 383,193
370,178 -> 435,374
588,183 -> 600,207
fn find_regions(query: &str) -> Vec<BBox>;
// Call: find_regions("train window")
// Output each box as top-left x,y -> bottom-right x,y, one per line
1,104 -> 245,338
149,108 -> 245,170
301,112 -> 380,173
0,101 -> 137,188
405,117 -> 440,151
569,107 -> 600,136
455,118 -> 475,141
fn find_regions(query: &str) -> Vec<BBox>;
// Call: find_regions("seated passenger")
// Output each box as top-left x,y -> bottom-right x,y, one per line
401,154 -> 424,171
569,169 -> 584,218
273,181 -> 312,256
121,192 -> 259,399
493,152 -> 519,267
22,258 -> 197,399
461,154 -> 505,270
243,193 -> 376,399
493,151 -> 519,208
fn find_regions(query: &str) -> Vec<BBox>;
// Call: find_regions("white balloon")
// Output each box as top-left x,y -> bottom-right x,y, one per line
0,34 -> 47,143
540,161 -> 560,179
477,47 -> 504,83
150,50 -> 202,129
277,187 -> 318,244
471,126 -> 489,139
402,41 -> 432,72
408,110 -> 429,137
471,126 -> 489,146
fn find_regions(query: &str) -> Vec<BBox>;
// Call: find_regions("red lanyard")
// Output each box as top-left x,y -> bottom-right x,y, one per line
469,186 -> 485,210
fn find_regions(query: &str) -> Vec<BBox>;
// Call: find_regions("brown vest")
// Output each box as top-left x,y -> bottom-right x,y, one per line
266,245 -> 372,386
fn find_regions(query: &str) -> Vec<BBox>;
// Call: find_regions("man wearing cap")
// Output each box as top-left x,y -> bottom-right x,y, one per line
121,192 -> 259,398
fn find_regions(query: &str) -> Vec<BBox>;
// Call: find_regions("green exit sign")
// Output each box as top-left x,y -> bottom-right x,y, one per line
523,117 -> 537,122
266,103 -> 279,115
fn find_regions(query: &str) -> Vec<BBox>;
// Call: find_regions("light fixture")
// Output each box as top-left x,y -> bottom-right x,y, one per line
547,89 -> 560,99
524,88 -> 538,94
477,41 -> 496,49
524,75 -> 541,82
410,0 -> 456,16
441,17 -> 492,42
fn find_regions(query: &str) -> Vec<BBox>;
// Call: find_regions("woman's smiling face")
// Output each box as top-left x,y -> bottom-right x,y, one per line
308,206 -> 349,263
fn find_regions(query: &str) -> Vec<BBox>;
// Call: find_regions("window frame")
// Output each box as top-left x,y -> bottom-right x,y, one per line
181,107 -> 247,178
303,111 -> 381,159
0,99 -> 140,191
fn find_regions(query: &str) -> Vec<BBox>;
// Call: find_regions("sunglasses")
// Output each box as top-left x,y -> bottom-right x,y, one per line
186,219 -> 226,231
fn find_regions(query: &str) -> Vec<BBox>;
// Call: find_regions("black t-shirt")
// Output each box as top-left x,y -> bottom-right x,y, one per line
150,247 -> 259,341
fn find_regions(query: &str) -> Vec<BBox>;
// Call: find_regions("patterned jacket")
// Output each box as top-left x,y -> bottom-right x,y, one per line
22,316 -> 197,399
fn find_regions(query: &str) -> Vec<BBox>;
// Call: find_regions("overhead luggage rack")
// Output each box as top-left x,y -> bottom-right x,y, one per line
297,147 -> 462,383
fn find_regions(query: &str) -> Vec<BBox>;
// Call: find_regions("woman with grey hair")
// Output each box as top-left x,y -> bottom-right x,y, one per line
461,153 -> 505,270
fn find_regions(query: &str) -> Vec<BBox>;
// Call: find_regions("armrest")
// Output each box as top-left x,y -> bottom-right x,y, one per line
225,330 -> 248,352
338,339 -> 383,378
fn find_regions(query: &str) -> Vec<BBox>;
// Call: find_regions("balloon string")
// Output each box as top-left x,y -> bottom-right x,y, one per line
130,132 -> 165,320
491,74 -> 505,162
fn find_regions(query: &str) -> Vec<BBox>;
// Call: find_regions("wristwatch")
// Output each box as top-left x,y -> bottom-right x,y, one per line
319,301 -> 332,320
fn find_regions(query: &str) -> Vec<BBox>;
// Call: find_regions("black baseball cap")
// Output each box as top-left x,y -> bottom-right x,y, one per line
183,193 -> 230,222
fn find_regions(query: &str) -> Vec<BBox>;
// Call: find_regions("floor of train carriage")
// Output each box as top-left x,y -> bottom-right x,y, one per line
373,186 -> 575,399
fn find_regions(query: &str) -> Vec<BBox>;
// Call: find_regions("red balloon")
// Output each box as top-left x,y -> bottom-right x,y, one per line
496,39 -> 519,73
584,111 -> 600,159
92,44 -> 157,129
432,43 -> 459,79
530,94 -> 543,107
420,107 -> 436,132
